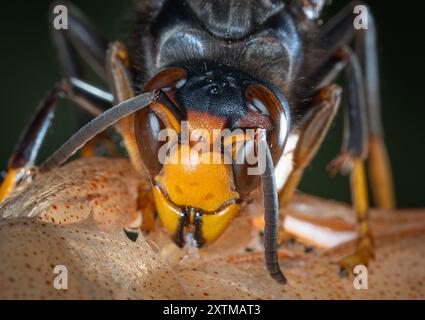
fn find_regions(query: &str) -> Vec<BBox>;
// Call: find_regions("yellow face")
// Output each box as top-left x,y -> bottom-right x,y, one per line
153,143 -> 241,246
137,68 -> 278,247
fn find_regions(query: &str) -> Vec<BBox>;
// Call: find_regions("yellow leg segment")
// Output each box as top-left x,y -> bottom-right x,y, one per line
0,169 -> 19,203
368,135 -> 396,209
339,158 -> 374,272
279,170 -> 303,209
107,42 -> 145,174
278,170 -> 304,243
80,139 -> 97,158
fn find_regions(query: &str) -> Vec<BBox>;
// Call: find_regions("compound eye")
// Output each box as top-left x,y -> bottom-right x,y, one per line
135,68 -> 188,177
231,84 -> 289,194
245,84 -> 288,163
134,108 -> 167,177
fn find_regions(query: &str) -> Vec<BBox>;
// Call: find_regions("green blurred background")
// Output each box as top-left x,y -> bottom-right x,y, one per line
0,0 -> 424,207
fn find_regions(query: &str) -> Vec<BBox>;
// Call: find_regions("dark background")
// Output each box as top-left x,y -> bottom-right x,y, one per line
0,0 -> 424,207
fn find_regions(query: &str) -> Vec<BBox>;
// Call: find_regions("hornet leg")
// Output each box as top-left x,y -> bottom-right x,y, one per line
277,85 -> 342,242
0,79 -> 112,203
309,1 -> 395,209
51,1 -> 114,157
300,2 -> 389,272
